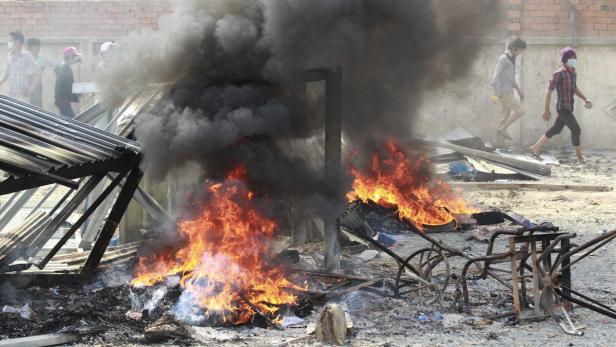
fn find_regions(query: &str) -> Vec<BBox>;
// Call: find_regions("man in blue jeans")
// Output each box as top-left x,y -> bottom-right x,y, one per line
531,47 -> 592,163
54,46 -> 81,118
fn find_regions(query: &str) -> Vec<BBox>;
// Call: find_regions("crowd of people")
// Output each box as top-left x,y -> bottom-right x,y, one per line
0,30 -> 116,118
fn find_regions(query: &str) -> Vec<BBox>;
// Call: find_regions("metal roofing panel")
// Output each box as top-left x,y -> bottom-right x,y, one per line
0,95 -> 141,152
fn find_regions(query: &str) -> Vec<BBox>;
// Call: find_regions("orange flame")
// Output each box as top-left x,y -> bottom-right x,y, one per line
131,169 -> 301,324
347,142 -> 475,227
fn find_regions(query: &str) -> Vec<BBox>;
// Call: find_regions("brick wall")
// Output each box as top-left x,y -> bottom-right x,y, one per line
506,0 -> 616,38
0,0 -> 171,39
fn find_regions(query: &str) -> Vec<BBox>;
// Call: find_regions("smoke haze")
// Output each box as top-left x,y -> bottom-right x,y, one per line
99,0 -> 502,222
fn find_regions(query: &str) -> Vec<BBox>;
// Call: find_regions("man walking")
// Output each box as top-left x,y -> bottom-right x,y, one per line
54,46 -> 81,118
26,38 -> 57,107
0,31 -> 39,102
530,47 -> 592,163
491,38 -> 527,147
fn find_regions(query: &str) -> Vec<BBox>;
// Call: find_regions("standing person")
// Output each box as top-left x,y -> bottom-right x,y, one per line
530,47 -> 592,163
26,38 -> 57,107
98,41 -> 117,70
54,46 -> 81,118
0,31 -> 39,102
491,38 -> 527,147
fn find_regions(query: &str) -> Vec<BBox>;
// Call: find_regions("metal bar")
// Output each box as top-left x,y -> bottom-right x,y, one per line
560,237 -> 572,311
0,94 -> 141,151
537,233 -> 576,264
302,67 -> 343,273
560,285 -> 616,314
0,111 -> 118,159
0,188 -> 37,232
554,230 -> 616,270
81,162 -> 143,276
0,159 -> 79,190
559,232 -> 616,274
26,185 -> 58,218
47,185 -> 78,216
79,178 -> 116,248
350,227 -> 419,276
0,211 -> 45,253
74,98 -> 109,124
459,252 -> 511,312
555,287 -> 616,320
107,173 -> 170,224
0,193 -> 18,217
0,126 -> 91,165
37,167 -> 131,269
26,176 -> 102,258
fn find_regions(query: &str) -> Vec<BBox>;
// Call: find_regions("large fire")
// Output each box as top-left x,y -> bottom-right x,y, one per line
131,167 -> 301,325
347,142 -> 475,227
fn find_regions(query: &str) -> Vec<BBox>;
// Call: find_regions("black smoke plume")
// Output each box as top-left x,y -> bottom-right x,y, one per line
99,0 -> 502,223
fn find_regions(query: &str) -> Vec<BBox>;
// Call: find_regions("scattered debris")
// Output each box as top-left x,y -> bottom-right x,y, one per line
450,182 -> 612,192
356,249 -> 380,262
144,315 -> 192,343
2,304 -> 36,321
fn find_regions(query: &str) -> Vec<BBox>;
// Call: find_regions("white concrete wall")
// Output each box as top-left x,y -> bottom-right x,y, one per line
416,41 -> 616,150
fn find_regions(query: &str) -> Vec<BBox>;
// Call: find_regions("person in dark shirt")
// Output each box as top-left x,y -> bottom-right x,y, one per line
530,47 -> 592,163
54,46 -> 81,118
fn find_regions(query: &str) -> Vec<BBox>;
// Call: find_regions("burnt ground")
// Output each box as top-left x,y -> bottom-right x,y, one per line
1,149 -> 616,346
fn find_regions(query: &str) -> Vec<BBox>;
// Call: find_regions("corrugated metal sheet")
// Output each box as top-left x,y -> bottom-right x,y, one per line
0,95 -> 141,193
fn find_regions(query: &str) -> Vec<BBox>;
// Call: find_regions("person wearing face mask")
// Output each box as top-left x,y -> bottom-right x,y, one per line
54,46 -> 82,118
0,31 -> 40,102
531,47 -> 592,163
491,38 -> 527,148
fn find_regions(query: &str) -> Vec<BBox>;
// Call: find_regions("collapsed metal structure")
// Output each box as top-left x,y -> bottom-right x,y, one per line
0,88 -> 168,281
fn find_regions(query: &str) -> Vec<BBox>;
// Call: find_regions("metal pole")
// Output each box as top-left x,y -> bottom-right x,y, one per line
323,67 -> 342,273
81,162 -> 143,276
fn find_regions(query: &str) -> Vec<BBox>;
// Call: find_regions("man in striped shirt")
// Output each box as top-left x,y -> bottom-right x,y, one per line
531,47 -> 592,163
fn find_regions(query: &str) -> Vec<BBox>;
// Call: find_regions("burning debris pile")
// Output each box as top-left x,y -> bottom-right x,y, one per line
131,168 -> 303,325
348,142 -> 476,229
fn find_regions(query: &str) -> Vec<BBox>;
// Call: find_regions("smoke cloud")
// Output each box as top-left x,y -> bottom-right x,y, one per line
98,0 -> 502,223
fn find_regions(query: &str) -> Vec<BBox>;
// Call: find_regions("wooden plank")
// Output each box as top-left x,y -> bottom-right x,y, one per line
509,237 -> 521,319
50,241 -> 141,261
450,182 -> 612,192
530,241 -> 542,316
0,333 -> 77,347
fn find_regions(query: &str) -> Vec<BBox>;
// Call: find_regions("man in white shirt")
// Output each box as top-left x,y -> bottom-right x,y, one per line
491,38 -> 527,147
0,31 -> 39,102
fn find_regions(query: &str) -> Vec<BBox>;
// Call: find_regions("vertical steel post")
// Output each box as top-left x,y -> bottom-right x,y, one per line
81,161 -> 143,277
323,67 -> 343,272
